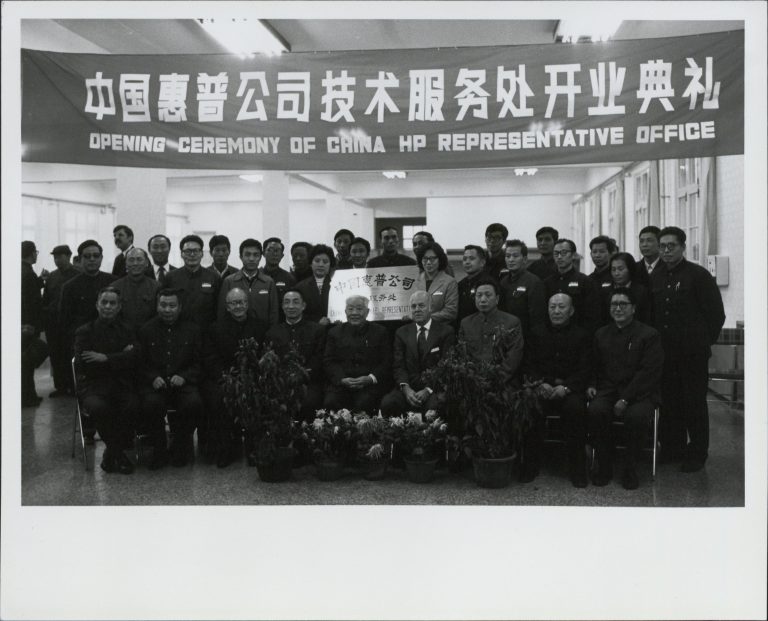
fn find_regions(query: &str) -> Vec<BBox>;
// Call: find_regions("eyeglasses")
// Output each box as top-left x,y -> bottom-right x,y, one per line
181,248 -> 202,256
226,300 -> 247,307
422,256 -> 439,262
659,243 -> 680,251
609,301 -> 632,309
552,250 -> 572,257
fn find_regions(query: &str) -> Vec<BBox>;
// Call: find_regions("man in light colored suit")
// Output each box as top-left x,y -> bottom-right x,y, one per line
381,291 -> 456,417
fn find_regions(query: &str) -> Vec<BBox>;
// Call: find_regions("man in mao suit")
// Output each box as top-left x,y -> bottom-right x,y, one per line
381,291 -> 456,417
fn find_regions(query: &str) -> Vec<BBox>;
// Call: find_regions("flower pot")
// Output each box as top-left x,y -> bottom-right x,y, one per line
404,457 -> 439,483
256,447 -> 294,482
361,459 -> 388,481
472,455 -> 516,489
315,460 -> 344,481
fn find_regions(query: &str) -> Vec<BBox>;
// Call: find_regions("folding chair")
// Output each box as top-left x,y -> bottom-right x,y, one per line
590,406 -> 660,480
71,357 -> 90,471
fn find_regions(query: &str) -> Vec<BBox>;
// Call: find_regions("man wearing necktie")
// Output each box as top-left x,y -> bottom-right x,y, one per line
381,291 -> 456,417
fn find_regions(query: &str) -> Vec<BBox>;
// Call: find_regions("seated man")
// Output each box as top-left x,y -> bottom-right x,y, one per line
112,247 -> 159,331
202,287 -> 268,467
323,295 -> 392,413
525,293 -> 591,487
138,288 -> 204,468
73,286 -> 139,474
587,288 -> 664,490
381,291 -> 455,417
265,288 -> 326,422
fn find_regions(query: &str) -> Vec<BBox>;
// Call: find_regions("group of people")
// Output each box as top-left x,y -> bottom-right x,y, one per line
21,220 -> 725,489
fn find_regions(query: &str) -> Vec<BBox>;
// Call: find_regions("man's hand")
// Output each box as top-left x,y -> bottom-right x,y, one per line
152,376 -> 167,390
550,385 -> 568,400
21,324 -> 35,336
401,384 -> 421,407
613,399 -> 628,417
122,344 -> 134,352
537,383 -> 554,399
169,375 -> 186,388
81,350 -> 108,363
586,387 -> 597,400
413,388 -> 432,404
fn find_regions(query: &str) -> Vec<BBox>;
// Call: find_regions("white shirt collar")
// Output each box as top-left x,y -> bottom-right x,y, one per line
416,318 -> 433,333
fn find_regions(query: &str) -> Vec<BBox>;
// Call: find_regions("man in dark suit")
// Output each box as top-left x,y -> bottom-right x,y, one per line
147,234 -> 177,285
111,224 -> 135,277
323,295 -> 392,412
73,286 -> 139,474
635,225 -> 663,287
381,291 -> 455,417
483,222 -> 509,281
22,241 -> 48,407
208,234 -> 239,280
527,226 -> 559,281
333,228 -> 355,270
367,227 -> 417,268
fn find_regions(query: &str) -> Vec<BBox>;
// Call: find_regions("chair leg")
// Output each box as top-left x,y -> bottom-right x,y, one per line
652,407 -> 659,480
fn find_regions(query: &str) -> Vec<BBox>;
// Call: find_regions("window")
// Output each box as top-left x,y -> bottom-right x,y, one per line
605,184 -> 618,241
675,158 -> 701,262
401,224 -> 421,250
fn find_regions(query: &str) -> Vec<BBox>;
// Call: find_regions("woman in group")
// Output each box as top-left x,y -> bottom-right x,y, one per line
415,241 -> 458,323
600,252 -> 651,324
295,244 -> 336,326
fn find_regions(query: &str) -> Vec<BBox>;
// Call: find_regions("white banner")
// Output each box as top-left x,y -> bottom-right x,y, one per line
328,266 -> 424,321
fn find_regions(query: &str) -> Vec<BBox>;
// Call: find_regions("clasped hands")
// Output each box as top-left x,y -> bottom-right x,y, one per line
401,384 -> 431,407
340,375 -> 374,391
81,344 -> 133,364
152,375 -> 186,390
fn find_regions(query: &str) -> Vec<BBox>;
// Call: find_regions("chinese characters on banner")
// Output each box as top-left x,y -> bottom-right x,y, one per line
21,30 -> 743,170
327,267 -> 423,322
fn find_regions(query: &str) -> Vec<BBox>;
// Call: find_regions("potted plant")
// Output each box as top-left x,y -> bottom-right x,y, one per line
352,412 -> 393,480
389,411 -> 448,483
300,409 -> 356,481
425,327 -> 538,488
220,338 -> 308,482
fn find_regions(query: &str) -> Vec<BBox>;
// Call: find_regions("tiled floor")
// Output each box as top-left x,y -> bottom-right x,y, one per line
21,364 -> 745,506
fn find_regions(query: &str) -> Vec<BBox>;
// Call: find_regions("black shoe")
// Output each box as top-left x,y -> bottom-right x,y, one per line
22,395 -> 43,407
115,451 -> 135,475
149,450 -> 168,471
570,470 -> 588,488
621,467 -> 639,490
681,458 -> 705,473
100,449 -> 117,473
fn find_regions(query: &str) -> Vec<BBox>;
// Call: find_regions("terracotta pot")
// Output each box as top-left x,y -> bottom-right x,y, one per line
256,447 -> 294,482
472,455 -> 516,488
404,457 -> 439,483
315,460 -> 344,481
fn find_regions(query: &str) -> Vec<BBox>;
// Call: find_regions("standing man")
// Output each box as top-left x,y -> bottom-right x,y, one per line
262,237 -> 298,312
265,289 -> 326,422
333,228 -> 355,270
456,245 -> 488,327
543,238 -> 600,335
203,287 -> 269,467
323,295 -> 392,412
21,241 -> 48,407
587,288 -> 664,489
349,237 -> 371,269
650,226 -> 725,472
147,234 -> 176,285
635,225 -> 663,287
219,239 -> 279,328
525,293 -> 592,487
74,286 -> 139,474
483,223 -> 509,281
164,234 -> 221,331
111,224 -> 137,277
527,226 -> 559,281
112,248 -> 159,331
588,235 -> 617,287
380,291 -> 456,417
290,241 -> 314,283
208,235 -> 238,280
138,289 -> 205,468
498,239 -> 547,339
367,227 -> 417,268
43,244 -> 79,397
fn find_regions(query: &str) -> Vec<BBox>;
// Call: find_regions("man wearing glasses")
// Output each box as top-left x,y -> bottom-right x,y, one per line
650,226 -> 725,473
587,288 -> 664,490
543,238 -> 600,335
164,234 -> 221,330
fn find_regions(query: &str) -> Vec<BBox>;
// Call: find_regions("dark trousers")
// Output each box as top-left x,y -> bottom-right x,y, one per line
300,383 -> 325,422
81,385 -> 138,452
379,388 -> 444,418
46,328 -> 73,392
660,353 -> 710,462
21,333 -> 49,400
323,385 -> 383,414
535,394 -> 588,474
588,390 -> 654,473
140,384 -> 203,455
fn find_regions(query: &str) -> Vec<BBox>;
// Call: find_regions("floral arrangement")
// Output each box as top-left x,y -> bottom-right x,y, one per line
300,409 -> 357,463
389,410 -> 448,460
352,412 -> 394,463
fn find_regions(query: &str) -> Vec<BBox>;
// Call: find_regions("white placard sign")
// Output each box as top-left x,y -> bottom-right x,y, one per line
328,266 -> 424,321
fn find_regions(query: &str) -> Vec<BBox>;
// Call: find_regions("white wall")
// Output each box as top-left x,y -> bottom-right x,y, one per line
426,195 -> 573,250
715,155 -> 744,328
